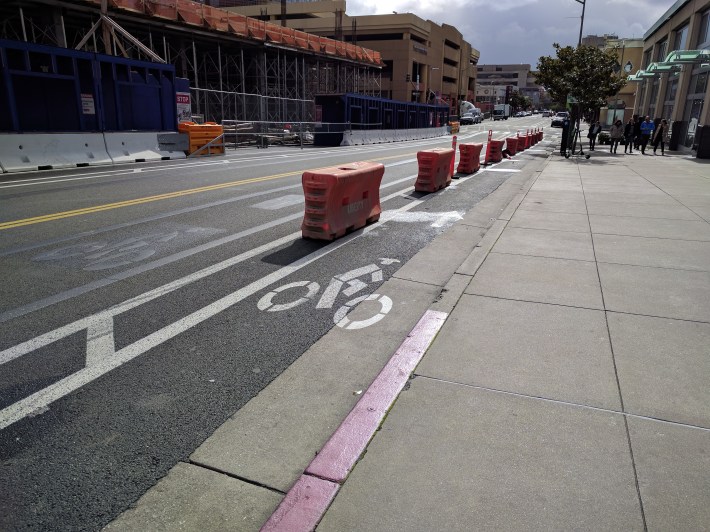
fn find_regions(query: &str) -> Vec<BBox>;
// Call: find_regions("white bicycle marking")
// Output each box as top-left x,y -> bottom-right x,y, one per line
257,281 -> 320,312
334,294 -> 393,330
257,259 -> 400,330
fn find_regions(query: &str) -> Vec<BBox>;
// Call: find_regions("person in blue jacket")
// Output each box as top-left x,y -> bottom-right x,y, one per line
640,116 -> 655,154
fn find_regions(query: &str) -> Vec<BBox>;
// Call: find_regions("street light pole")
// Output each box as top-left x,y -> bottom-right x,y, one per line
575,0 -> 586,47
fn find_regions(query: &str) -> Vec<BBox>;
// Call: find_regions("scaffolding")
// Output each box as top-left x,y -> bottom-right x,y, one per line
0,0 -> 382,124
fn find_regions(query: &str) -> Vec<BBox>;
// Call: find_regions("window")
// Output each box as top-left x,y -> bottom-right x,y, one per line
643,49 -> 652,69
673,24 -> 689,51
697,11 -> 710,48
655,40 -> 667,62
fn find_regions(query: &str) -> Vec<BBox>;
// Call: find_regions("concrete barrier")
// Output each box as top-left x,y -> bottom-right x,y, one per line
104,132 -> 186,163
0,133 -> 112,173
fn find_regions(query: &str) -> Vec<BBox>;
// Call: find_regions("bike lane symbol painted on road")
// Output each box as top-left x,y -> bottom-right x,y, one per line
256,258 -> 400,329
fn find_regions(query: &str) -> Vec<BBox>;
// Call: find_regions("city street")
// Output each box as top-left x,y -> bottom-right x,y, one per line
0,116 -> 551,530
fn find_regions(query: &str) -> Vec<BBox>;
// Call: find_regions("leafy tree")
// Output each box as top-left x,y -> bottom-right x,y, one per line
535,43 -> 626,121
509,90 -> 533,111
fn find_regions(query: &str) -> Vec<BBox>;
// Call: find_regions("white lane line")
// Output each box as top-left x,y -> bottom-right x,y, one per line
0,174 -> 422,323
0,192 -> 424,430
251,195 -> 304,210
0,182 -> 419,365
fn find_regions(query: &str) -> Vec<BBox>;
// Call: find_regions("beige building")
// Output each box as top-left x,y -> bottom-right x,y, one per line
475,64 -> 547,111
631,0 -> 710,152
599,38 -> 644,126
221,0 -> 480,113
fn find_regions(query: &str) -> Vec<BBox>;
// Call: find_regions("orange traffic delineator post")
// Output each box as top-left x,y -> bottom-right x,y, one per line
506,137 -> 519,156
450,135 -> 457,177
483,130 -> 493,165
457,143 -> 483,174
301,161 -> 384,240
415,148 -> 454,192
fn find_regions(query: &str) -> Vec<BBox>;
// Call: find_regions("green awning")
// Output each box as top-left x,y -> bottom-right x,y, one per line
664,49 -> 710,64
647,61 -> 682,73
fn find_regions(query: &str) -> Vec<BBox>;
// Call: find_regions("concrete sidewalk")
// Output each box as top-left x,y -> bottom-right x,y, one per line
316,150 -> 710,531
106,139 -> 710,531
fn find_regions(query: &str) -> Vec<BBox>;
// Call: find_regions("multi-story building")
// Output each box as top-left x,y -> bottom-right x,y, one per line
599,38 -> 644,126
631,0 -> 710,152
475,64 -> 547,112
582,34 -> 619,48
221,0 -> 480,114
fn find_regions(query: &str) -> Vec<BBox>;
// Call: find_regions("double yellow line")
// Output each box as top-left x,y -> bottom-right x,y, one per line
0,171 -> 301,231
0,153 -> 414,231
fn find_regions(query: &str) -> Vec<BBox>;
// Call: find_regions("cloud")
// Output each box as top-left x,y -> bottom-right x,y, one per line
346,0 -> 673,65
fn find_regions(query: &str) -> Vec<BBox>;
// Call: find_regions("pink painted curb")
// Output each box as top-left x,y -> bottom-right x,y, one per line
261,475 -> 339,532
306,309 -> 448,482
260,309 -> 448,532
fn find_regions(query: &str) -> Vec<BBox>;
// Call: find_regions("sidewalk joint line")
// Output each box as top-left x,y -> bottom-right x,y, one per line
595,259 -> 710,274
413,375 -> 710,433
487,250 -> 597,263
581,166 -> 648,530
187,459 -> 287,496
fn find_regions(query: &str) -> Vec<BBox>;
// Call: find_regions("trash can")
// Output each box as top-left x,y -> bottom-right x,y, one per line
696,124 -> 710,158
669,120 -> 685,151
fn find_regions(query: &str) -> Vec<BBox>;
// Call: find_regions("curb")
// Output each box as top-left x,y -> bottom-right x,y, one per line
260,310 -> 447,531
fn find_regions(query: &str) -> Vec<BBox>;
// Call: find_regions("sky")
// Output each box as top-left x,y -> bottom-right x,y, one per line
346,0 -> 674,66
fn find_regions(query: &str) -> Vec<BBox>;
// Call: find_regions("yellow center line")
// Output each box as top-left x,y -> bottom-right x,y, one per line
0,153 -> 414,231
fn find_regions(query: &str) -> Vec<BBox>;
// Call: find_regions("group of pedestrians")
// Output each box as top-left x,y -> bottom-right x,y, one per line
587,116 -> 669,155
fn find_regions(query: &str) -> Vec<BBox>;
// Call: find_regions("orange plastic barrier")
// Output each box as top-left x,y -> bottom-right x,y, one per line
301,162 -> 384,240
486,140 -> 504,164
529,132 -> 536,146
457,143 -> 483,174
178,121 -> 224,155
415,148 -> 454,192
506,137 -> 518,156
517,133 -> 528,151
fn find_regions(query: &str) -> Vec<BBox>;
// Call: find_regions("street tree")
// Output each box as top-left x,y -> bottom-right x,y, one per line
509,91 -> 532,112
535,43 -> 626,122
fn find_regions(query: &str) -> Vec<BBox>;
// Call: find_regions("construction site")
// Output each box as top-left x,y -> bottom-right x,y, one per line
0,0 -> 385,125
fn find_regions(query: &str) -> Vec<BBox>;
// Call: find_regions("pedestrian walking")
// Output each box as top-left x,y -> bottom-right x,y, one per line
633,116 -> 642,149
652,119 -> 669,155
624,118 -> 635,153
609,119 -> 624,153
640,116 -> 655,154
587,121 -> 602,151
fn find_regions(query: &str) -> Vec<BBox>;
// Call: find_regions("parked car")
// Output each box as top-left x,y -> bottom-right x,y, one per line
542,110 -> 552,117
460,112 -> 475,125
551,111 -> 569,128
514,111 -> 525,118
460,111 -> 481,125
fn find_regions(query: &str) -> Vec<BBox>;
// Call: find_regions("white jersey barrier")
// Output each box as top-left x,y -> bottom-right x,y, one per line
339,127 -> 447,147
103,131 -> 186,163
0,133 -> 112,173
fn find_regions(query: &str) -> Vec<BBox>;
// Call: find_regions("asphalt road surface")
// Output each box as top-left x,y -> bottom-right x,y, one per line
0,116 -> 552,531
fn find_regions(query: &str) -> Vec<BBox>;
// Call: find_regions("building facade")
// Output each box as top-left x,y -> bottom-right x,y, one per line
223,0 -> 480,115
599,38 -> 644,126
633,0 -> 710,152
474,64 -> 547,112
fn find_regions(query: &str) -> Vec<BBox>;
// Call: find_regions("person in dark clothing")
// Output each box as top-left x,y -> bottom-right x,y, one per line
609,119 -> 624,153
653,119 -> 669,155
624,118 -> 635,153
633,116 -> 642,149
640,116 -> 655,154
587,121 -> 602,151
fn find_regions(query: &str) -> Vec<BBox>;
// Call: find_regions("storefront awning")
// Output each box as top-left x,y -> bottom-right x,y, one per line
664,49 -> 710,64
